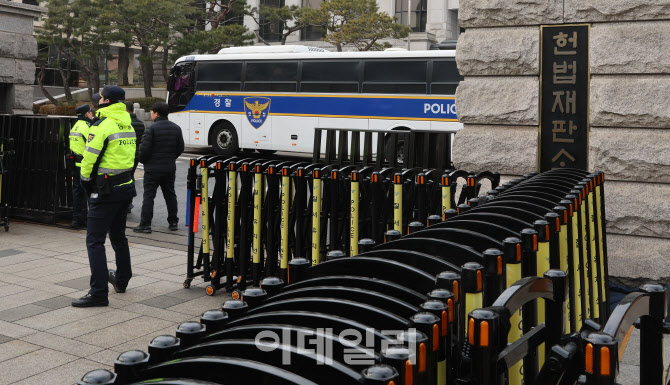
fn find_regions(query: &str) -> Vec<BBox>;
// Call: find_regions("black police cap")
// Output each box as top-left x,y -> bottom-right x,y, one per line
93,85 -> 125,102
75,104 -> 91,115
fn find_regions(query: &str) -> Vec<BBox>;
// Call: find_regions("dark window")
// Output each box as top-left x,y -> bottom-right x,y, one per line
222,4 -> 245,26
259,21 -> 284,42
302,61 -> 359,82
246,62 -> 298,82
395,0 -> 427,32
430,83 -> 459,95
262,0 -> 282,7
363,83 -> 427,94
301,24 -> 325,41
196,82 -> 242,92
259,0 -> 285,42
245,82 -> 297,92
431,60 -> 461,83
431,59 -> 461,95
197,62 -> 242,82
300,83 -> 359,93
301,0 -> 325,40
364,61 -> 427,83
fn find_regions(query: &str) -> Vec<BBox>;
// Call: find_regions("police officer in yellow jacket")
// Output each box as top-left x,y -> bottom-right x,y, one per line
73,86 -> 136,307
69,104 -> 96,229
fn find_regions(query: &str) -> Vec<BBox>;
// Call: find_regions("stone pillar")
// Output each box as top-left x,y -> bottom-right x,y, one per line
377,0 -> 394,18
445,9 -> 459,40
426,0 -> 447,40
408,32 -> 438,50
0,1 -> 44,115
454,0 -> 670,283
284,0 -> 302,43
244,0 -> 260,41
128,49 -> 136,85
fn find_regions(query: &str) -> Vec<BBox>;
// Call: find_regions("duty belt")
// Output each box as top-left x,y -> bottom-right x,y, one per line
97,170 -> 133,187
67,153 -> 84,163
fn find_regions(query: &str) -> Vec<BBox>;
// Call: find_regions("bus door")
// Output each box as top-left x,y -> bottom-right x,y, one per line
167,62 -> 196,143
189,113 -> 206,145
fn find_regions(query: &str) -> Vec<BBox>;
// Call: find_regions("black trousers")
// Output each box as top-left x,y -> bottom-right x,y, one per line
72,167 -> 88,224
140,171 -> 179,226
86,192 -> 133,298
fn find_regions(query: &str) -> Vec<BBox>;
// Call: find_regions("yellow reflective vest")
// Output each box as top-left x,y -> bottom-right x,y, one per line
69,119 -> 90,167
80,103 -> 136,186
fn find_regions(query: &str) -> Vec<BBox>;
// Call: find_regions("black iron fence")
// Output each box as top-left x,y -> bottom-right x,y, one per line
313,127 -> 456,171
0,115 -> 77,224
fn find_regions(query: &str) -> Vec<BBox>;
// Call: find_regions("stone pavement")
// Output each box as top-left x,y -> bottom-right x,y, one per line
0,221 -> 229,385
0,221 -> 663,384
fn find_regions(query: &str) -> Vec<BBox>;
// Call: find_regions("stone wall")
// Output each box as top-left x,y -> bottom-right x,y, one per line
0,1 -> 43,114
454,0 -> 670,283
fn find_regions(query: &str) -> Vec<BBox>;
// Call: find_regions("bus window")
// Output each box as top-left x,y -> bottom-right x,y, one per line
363,60 -> 427,94
364,60 -> 427,83
431,60 -> 461,82
430,83 -> 459,95
196,62 -> 243,92
300,61 -> 359,93
362,83 -> 427,94
245,61 -> 298,92
431,59 -> 462,95
246,62 -> 298,82
198,62 -> 243,81
197,82 -> 242,92
300,83 -> 358,93
245,82 -> 297,92
167,62 -> 195,112
302,61 -> 359,82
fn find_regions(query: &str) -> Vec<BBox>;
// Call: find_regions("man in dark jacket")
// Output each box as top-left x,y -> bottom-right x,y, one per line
125,102 -> 145,213
133,102 -> 184,233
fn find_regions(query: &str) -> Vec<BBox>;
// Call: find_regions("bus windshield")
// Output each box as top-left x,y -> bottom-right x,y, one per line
167,62 -> 195,113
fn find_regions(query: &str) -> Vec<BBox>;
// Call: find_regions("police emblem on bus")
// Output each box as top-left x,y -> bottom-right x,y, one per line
244,97 -> 271,129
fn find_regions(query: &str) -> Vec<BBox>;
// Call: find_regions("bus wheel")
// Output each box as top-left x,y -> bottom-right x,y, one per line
211,123 -> 239,157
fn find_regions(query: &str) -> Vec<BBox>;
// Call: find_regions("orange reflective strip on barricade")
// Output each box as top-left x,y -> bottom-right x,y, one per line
479,321 -> 489,347
193,197 -> 200,231
600,347 -> 611,376
585,343 -> 594,373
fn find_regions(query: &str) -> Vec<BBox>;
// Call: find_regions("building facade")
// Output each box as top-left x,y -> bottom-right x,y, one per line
230,0 -> 461,50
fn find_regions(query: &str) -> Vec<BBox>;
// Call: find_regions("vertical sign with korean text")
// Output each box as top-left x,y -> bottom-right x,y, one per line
539,25 -> 590,172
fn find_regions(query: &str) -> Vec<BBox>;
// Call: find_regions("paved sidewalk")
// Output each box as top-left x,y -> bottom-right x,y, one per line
0,221 -> 662,384
0,222 -> 229,385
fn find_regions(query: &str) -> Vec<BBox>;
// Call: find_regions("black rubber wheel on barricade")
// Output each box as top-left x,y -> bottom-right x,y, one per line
183,279 -> 192,289
205,285 -> 216,296
231,289 -> 242,300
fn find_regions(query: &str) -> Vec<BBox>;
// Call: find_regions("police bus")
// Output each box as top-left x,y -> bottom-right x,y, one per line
167,45 -> 461,157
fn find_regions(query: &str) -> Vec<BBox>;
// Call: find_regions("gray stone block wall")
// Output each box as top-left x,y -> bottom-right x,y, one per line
0,1 -> 44,115
455,0 -> 670,283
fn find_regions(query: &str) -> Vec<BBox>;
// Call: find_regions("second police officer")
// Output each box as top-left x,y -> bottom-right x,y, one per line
68,104 -> 96,229
72,85 -> 137,308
